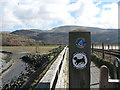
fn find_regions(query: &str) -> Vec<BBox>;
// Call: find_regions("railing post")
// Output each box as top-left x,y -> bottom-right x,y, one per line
108,44 -> 109,50
69,29 -> 91,89
111,44 -> 113,50
102,43 -> 105,59
99,65 -> 120,89
113,60 -> 117,79
99,65 -> 109,89
92,43 -> 94,53
118,62 -> 120,79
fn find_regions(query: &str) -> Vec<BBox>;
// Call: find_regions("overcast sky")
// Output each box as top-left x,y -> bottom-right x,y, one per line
0,0 -> 119,31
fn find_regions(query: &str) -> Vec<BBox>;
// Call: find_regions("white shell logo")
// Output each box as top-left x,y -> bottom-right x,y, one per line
72,53 -> 88,69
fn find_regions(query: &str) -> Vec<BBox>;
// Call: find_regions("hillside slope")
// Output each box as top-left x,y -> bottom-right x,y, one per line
11,26 -> 118,44
1,32 -> 43,46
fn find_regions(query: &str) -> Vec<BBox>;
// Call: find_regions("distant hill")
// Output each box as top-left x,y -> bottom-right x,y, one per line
11,25 -> 118,44
91,30 -> 118,44
1,32 -> 43,46
51,25 -> 102,32
12,30 -> 68,44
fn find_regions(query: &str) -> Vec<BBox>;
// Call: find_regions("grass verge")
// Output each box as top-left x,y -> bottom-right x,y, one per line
1,46 -> 58,53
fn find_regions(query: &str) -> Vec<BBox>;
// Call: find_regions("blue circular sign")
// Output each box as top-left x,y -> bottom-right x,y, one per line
76,38 -> 86,48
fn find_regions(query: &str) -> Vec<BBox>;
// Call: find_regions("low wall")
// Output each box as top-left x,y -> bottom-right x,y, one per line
34,46 -> 68,89
55,48 -> 68,88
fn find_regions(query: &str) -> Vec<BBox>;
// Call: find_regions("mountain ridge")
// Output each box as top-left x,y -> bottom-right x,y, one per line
10,25 -> 118,44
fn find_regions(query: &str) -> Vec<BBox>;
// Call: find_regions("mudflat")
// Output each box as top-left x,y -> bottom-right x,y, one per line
0,53 -> 8,60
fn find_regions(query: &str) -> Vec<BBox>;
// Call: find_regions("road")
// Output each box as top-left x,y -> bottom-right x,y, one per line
0,49 -> 31,87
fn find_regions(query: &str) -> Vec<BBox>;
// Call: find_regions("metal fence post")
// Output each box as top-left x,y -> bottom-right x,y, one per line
102,43 -> 105,59
92,43 -> 94,53
108,44 -> 109,50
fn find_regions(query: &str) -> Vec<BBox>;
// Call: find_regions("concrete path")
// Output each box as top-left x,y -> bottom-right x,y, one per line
90,62 -> 100,88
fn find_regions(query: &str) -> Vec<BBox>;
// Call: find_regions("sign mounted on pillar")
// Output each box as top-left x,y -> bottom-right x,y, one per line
69,29 -> 91,89
72,53 -> 88,70
76,38 -> 86,48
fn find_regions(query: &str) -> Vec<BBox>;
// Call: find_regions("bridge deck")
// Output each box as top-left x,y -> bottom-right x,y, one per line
55,60 -> 100,88
90,62 -> 100,88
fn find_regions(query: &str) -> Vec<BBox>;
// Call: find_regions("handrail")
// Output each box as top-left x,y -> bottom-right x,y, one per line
113,57 -> 120,79
91,43 -> 120,59
92,44 -> 119,50
114,57 -> 120,65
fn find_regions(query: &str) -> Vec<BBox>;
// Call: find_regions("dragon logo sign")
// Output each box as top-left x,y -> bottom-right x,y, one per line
72,53 -> 88,69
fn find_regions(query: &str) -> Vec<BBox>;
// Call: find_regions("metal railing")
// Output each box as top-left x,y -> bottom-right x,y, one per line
92,43 -> 120,64
92,43 -> 120,88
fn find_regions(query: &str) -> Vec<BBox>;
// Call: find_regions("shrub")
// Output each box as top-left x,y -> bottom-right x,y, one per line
91,54 -> 114,78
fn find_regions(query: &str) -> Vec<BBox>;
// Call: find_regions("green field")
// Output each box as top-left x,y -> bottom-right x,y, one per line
1,46 -> 59,53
